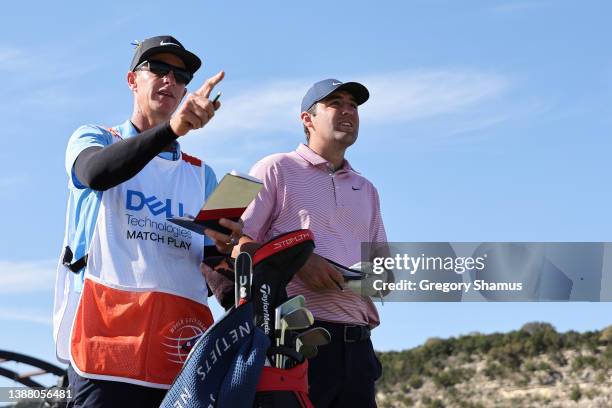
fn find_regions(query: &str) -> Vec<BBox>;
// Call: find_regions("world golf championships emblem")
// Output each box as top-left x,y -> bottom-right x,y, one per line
163,318 -> 207,364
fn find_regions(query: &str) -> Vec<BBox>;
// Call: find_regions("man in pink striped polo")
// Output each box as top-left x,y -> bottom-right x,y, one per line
238,78 -> 387,407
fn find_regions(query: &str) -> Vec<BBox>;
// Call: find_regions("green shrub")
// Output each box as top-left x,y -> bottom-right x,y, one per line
483,361 -> 508,379
537,361 -> 551,371
572,355 -> 598,371
433,368 -> 469,388
425,399 -> 445,408
408,374 -> 423,389
514,375 -> 529,387
600,325 -> 612,342
520,322 -> 556,334
548,351 -> 567,366
524,360 -> 537,371
400,396 -> 414,406
570,384 -> 581,402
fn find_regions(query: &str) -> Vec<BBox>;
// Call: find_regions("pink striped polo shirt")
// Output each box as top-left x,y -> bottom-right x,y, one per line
241,143 -> 387,327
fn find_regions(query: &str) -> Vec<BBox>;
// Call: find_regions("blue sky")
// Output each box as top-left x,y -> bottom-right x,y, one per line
1,0 -> 611,386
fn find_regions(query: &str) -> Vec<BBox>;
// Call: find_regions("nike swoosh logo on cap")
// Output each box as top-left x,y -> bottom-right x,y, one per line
159,41 -> 180,47
332,82 -> 342,86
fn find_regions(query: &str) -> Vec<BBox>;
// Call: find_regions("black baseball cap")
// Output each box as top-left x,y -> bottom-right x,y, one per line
129,35 -> 201,74
301,78 -> 369,112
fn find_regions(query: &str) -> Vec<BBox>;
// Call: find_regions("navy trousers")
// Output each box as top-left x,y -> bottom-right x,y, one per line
66,365 -> 167,408
307,321 -> 382,408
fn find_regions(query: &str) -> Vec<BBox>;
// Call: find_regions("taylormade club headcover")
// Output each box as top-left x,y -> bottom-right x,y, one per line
251,230 -> 315,341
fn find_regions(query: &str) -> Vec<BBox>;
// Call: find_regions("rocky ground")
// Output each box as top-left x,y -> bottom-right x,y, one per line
375,324 -> 612,407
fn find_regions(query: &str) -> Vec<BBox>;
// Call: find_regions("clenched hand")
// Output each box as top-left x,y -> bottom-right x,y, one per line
296,253 -> 344,291
170,71 -> 224,136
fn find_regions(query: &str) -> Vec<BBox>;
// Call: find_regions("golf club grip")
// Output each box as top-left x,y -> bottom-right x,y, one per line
236,252 -> 252,305
234,255 -> 241,308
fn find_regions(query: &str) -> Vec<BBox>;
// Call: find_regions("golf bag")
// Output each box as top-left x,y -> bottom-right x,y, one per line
161,229 -> 316,408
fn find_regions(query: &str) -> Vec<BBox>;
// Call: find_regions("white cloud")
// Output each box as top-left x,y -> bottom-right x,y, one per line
180,69 -> 511,169
447,98 -> 550,138
0,308 -> 52,325
361,70 -> 509,122
0,46 -> 99,119
198,68 -> 499,137
0,48 -> 32,71
0,47 -> 91,81
194,69 -> 509,138
199,79 -> 308,135
0,259 -> 57,294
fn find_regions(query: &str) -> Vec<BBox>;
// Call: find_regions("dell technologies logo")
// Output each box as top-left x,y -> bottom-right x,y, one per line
126,189 -> 185,218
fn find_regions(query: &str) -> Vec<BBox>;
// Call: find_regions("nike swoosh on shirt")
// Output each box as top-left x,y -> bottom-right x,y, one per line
352,186 -> 361,190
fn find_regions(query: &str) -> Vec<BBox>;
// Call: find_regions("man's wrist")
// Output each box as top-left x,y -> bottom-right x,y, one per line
169,117 -> 187,137
165,120 -> 179,139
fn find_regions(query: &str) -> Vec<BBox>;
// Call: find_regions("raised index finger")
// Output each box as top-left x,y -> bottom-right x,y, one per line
194,70 -> 225,98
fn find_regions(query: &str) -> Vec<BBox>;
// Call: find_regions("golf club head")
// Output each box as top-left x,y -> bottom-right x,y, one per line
280,307 -> 314,332
276,307 -> 314,368
274,296 -> 306,342
277,295 -> 306,316
295,327 -> 331,347
274,295 -> 306,342
296,340 -> 318,360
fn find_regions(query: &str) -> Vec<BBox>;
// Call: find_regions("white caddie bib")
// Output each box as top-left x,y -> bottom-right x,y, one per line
67,129 -> 213,388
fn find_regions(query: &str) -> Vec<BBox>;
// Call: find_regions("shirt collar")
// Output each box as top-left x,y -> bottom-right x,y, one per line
114,119 -> 181,161
116,120 -> 139,139
295,143 -> 355,172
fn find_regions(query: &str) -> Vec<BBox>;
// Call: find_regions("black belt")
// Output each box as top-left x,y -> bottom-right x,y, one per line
315,321 -> 371,343
343,325 -> 371,343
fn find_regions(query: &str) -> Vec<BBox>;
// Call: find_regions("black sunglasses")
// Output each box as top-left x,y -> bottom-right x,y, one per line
134,60 -> 193,85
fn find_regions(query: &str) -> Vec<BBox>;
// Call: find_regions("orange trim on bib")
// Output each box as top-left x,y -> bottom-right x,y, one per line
106,127 -> 123,140
71,278 -> 213,386
181,152 -> 202,167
